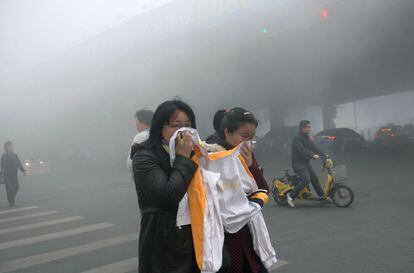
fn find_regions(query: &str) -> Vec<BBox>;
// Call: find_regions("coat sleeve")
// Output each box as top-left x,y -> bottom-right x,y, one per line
133,150 -> 198,205
249,154 -> 269,192
293,137 -> 315,160
16,155 -> 25,172
310,141 -> 325,157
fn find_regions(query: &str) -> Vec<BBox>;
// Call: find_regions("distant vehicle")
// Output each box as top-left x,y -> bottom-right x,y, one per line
23,158 -> 49,174
255,126 -> 298,157
313,128 -> 366,152
374,124 -> 409,146
402,123 -> 414,140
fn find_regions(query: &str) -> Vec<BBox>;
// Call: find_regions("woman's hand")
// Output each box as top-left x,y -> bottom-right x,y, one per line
175,132 -> 194,158
241,141 -> 253,167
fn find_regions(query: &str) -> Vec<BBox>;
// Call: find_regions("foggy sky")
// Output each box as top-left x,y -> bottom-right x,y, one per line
1,0 -> 414,165
0,0 -> 173,74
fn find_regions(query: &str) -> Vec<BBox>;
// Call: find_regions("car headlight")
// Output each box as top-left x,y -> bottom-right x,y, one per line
25,162 -> 30,167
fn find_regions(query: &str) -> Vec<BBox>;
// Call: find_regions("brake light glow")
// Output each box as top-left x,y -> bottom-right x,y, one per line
327,136 -> 336,140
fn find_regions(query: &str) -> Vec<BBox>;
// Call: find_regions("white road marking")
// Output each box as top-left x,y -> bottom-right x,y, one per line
0,233 -> 139,273
0,211 -> 58,224
0,206 -> 39,215
0,222 -> 114,250
81,257 -> 138,273
81,256 -> 288,273
0,216 -> 83,235
269,259 -> 290,271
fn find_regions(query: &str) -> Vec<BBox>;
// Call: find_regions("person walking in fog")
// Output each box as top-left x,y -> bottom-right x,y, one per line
206,107 -> 270,273
1,141 -> 26,207
127,109 -> 153,175
130,100 -> 199,273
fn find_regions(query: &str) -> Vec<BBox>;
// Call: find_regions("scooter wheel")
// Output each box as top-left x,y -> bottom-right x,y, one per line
330,184 -> 354,207
272,185 -> 288,206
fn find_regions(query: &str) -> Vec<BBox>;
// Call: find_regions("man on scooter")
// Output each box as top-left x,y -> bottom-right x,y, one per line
287,120 -> 330,207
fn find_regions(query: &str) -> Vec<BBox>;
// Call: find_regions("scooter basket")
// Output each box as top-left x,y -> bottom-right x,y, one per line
331,165 -> 347,182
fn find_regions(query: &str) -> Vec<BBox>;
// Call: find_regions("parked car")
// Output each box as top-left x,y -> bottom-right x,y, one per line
255,126 -> 298,157
402,123 -> 414,140
374,124 -> 409,146
313,128 -> 366,152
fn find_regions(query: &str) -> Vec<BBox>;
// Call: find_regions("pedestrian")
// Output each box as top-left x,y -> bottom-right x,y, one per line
1,141 -> 26,207
206,107 -> 270,273
130,100 -> 199,273
127,109 -> 154,175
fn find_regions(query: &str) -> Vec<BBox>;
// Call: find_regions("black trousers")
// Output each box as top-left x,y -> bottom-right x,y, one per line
290,166 -> 324,199
4,175 -> 19,206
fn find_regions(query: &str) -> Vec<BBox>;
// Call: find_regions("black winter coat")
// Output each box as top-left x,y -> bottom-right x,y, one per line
132,146 -> 199,273
291,132 -> 325,171
1,152 -> 25,179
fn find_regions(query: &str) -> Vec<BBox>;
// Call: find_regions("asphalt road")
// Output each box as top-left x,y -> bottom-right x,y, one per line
0,145 -> 413,273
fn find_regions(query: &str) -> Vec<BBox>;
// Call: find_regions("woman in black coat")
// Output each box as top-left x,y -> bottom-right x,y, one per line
131,100 -> 199,273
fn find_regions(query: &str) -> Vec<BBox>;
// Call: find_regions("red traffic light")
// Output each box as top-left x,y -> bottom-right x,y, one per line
320,8 -> 329,20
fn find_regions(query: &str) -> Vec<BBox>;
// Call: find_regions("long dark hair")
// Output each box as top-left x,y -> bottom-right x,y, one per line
131,100 -> 196,158
213,109 -> 226,132
218,107 -> 258,140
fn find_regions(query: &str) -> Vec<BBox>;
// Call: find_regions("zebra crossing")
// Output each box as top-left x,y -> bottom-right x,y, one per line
0,205 -> 138,273
0,205 -> 288,273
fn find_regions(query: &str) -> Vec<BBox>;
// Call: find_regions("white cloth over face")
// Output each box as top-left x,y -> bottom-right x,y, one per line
169,128 -> 277,272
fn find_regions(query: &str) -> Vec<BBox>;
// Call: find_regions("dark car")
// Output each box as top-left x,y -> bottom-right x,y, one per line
375,124 -> 409,146
255,126 -> 298,157
402,124 -> 414,140
313,128 -> 366,152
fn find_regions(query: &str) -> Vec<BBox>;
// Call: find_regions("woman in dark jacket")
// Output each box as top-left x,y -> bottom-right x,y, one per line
131,100 -> 199,273
206,107 -> 270,273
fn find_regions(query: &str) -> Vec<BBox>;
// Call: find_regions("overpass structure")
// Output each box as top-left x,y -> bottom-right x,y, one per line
6,0 -> 414,135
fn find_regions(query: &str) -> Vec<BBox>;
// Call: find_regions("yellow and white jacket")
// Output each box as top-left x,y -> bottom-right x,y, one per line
169,128 -> 277,273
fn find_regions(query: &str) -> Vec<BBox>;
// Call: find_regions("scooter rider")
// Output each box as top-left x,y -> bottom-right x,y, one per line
287,120 -> 330,207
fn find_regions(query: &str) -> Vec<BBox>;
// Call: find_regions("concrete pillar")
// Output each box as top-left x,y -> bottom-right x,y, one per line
268,104 -> 287,129
322,105 -> 336,130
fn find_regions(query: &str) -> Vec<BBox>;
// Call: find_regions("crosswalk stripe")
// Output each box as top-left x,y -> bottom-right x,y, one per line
0,216 -> 84,235
0,206 -> 39,215
0,211 -> 58,224
0,233 -> 139,273
0,222 -> 114,250
269,259 -> 290,272
81,257 -> 138,273
79,257 -> 285,273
